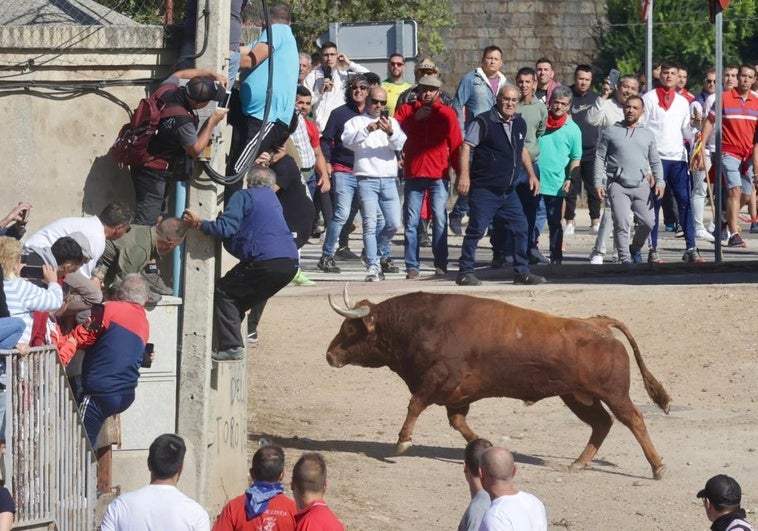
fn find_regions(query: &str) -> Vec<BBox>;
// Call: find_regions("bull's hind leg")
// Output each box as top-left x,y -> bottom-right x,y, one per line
446,405 -> 478,442
396,394 -> 430,454
560,394 -> 613,471
604,395 -> 666,480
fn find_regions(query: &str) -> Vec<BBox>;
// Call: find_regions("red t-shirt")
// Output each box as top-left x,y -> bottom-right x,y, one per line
304,118 -> 320,150
213,492 -> 296,531
708,88 -> 758,160
294,500 -> 344,531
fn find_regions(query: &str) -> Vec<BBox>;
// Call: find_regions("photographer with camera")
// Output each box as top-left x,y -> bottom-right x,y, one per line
303,42 -> 369,131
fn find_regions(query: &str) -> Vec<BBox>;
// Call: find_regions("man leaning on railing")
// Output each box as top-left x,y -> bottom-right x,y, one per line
65,274 -> 152,448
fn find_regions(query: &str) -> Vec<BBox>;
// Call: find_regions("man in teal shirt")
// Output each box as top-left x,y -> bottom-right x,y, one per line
537,85 -> 582,264
227,2 -> 299,188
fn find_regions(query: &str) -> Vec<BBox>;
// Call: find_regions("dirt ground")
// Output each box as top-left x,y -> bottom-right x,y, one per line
246,276 -> 758,530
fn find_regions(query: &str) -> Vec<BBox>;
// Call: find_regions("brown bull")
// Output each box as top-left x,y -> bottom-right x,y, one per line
326,286 -> 671,480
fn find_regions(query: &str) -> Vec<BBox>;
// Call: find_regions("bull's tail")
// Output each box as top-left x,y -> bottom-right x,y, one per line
590,316 -> 671,414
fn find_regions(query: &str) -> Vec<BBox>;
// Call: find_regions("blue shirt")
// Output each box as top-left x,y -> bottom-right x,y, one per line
240,24 -> 299,123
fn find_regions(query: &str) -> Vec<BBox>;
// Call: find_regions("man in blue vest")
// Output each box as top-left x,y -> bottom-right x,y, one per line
183,165 -> 298,361
455,85 -> 546,286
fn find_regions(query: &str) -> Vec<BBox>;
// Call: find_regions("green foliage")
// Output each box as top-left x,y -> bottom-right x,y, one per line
595,0 -> 758,85
99,0 -> 183,25
289,0 -> 455,56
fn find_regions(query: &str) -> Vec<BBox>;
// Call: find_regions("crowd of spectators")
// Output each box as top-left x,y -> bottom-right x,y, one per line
2,0 -> 757,526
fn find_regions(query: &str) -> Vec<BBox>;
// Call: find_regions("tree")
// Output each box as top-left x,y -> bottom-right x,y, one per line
595,0 -> 757,86
287,0 -> 454,56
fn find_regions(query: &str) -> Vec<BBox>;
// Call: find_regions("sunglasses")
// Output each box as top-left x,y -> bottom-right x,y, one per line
389,62 -> 404,66
351,84 -> 369,91
371,99 -> 387,105
705,79 -> 716,84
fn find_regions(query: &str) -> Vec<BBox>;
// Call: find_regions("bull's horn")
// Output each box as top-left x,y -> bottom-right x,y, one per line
329,293 -> 370,319
342,282 -> 352,309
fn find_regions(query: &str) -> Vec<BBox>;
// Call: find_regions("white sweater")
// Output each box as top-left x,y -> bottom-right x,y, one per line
641,90 -> 695,161
341,115 -> 407,178
23,216 -> 105,279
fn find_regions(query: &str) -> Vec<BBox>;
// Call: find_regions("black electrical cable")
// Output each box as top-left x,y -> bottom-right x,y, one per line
174,0 -> 211,69
200,0 -> 273,186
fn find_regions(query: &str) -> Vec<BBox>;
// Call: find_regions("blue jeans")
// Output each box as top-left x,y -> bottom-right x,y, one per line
499,163 -> 541,257
322,171 -> 358,257
228,50 -> 241,85
0,317 -> 24,350
358,177 -> 401,268
460,187 -> 531,276
404,178 -> 449,271
650,160 -> 695,249
450,194 -> 469,218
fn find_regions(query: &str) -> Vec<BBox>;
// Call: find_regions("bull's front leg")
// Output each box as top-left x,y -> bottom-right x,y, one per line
396,394 -> 430,454
446,404 -> 478,442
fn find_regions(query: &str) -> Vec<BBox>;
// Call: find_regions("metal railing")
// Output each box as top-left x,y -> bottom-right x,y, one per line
1,347 -> 97,530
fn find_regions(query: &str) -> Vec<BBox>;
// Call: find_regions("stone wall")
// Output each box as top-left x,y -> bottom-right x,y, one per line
438,0 -> 606,90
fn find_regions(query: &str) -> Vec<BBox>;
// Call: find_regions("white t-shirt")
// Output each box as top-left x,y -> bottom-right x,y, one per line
479,491 -> 547,531
100,484 -> 210,531
641,90 -> 695,161
23,216 -> 105,279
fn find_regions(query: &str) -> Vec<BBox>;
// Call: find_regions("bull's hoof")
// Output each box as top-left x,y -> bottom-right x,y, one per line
568,460 -> 588,471
653,464 -> 667,480
395,440 -> 412,454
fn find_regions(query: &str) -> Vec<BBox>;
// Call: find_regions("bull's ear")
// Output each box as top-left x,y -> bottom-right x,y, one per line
361,313 -> 376,334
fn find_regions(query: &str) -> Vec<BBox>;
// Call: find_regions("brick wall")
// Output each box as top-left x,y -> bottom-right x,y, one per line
437,0 -> 606,90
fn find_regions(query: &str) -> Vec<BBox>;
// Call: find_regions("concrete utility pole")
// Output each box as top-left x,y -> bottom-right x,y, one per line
177,0 -> 248,516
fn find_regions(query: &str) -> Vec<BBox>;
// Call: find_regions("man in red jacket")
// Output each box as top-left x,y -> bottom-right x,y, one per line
395,75 -> 462,279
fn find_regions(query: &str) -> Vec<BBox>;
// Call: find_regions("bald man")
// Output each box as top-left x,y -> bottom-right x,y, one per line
478,446 -> 547,531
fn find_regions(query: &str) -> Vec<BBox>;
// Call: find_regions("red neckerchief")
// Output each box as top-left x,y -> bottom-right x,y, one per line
545,113 -> 568,131
655,86 -> 676,110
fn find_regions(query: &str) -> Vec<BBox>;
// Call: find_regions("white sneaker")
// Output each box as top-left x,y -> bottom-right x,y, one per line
589,223 -> 600,234
564,223 -> 575,235
589,252 -> 604,265
696,229 -> 715,243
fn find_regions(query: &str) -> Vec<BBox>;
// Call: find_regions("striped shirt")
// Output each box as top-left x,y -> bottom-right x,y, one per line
291,114 -> 316,169
708,88 -> 758,160
3,278 -> 63,343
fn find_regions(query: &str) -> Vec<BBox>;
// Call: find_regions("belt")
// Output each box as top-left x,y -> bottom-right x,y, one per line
300,166 -> 315,172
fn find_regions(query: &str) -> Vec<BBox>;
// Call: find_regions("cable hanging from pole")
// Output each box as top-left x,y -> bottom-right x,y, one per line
200,0 -> 274,186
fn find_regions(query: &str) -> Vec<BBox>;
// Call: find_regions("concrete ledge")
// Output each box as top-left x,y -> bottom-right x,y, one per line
0,25 -> 164,49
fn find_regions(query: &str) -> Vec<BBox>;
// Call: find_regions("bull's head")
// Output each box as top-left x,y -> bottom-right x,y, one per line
326,284 -> 385,369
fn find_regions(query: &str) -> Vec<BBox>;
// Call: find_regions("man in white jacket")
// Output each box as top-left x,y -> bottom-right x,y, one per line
303,42 -> 369,131
341,87 -> 407,281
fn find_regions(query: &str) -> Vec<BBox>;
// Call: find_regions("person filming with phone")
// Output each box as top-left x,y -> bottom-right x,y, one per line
0,202 -> 32,240
341,86 -> 407,282
66,274 -> 152,448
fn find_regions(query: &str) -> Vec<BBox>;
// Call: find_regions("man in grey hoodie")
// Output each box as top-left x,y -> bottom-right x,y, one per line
594,95 -> 664,264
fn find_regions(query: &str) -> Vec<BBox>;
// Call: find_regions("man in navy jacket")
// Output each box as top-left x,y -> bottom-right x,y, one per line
183,165 -> 297,361
455,85 -> 545,286
73,274 -> 150,448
